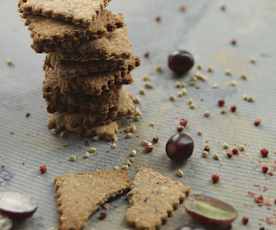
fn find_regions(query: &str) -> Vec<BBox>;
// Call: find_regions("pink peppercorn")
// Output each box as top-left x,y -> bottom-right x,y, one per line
241,217 -> 249,225
254,118 -> 261,127
211,174 -> 220,184
232,148 -> 239,155
260,148 -> 269,158
179,118 -> 188,128
39,164 -> 47,174
230,105 -> 237,113
262,166 -> 269,174
218,99 -> 225,107
255,195 -> 264,205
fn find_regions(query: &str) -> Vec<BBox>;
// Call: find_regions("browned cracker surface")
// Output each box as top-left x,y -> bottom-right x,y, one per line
54,169 -> 130,230
127,168 -> 191,230
44,53 -> 140,79
18,0 -> 110,27
44,66 -> 133,96
56,27 -> 134,61
24,11 -> 124,53
48,88 -> 139,139
43,83 -> 120,114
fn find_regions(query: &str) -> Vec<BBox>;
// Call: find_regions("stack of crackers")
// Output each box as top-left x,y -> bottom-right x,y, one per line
18,0 -> 140,140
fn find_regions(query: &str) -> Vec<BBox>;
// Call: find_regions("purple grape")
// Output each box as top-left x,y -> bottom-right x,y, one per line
166,133 -> 194,162
0,192 -> 38,220
168,50 -> 195,75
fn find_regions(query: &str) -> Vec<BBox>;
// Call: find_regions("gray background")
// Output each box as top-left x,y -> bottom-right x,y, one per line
0,0 -> 276,229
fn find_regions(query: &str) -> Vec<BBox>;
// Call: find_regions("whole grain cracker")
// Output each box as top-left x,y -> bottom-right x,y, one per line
18,0 -> 110,27
54,169 -> 130,230
43,66 -> 133,96
44,53 -> 140,79
127,168 -> 191,230
23,11 -> 124,53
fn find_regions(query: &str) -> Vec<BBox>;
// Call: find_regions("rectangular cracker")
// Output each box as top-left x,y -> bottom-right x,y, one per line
43,83 -> 120,114
44,65 -> 133,96
23,11 -> 124,53
44,53 -> 140,79
48,88 -> 139,138
127,168 -> 191,230
54,169 -> 130,230
46,27 -> 134,60
18,0 -> 111,27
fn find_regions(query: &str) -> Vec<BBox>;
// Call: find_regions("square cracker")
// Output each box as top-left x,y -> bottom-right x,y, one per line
54,169 -> 130,230
23,11 -> 124,53
18,0 -> 110,27
127,168 -> 191,230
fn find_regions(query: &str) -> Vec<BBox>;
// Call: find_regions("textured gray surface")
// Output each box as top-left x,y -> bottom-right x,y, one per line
0,0 -> 276,229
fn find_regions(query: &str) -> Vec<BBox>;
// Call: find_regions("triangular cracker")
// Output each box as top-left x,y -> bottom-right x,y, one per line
18,0 -> 110,27
54,169 -> 130,230
127,168 -> 191,230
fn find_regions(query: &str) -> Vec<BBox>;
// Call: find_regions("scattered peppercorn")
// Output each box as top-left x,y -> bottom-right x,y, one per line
232,148 -> 239,155
155,16 -> 161,23
98,211 -> 107,220
230,105 -> 237,113
255,195 -> 264,205
226,152 -> 233,159
261,165 -> 269,174
176,169 -> 184,177
211,174 -> 220,184
177,126 -> 184,132
203,111 -> 210,118
156,65 -> 163,74
204,145 -> 210,152
168,50 -> 195,75
152,137 -> 159,144
218,99 -> 225,107
254,118 -> 262,127
144,52 -> 150,58
179,5 -> 187,13
39,164 -> 47,174
142,141 -> 154,153
260,148 -> 269,158
179,118 -> 188,128
25,113 -> 31,118
230,39 -> 237,46
241,217 -> 249,225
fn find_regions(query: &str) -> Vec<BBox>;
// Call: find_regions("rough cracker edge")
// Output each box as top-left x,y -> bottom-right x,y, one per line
44,55 -> 140,79
18,0 -> 111,28
54,169 -> 130,230
22,13 -> 124,54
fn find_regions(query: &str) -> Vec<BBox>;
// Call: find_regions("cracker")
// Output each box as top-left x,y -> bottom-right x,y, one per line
23,11 -> 124,53
54,169 -> 130,230
44,66 -> 133,96
48,88 -> 139,139
127,168 -> 191,230
50,27 -> 133,60
44,53 -> 140,79
43,84 -> 120,114
18,0 -> 110,27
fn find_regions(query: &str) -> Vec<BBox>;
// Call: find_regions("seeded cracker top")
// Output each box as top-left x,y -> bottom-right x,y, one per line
18,0 -> 111,27
127,168 -> 191,230
54,169 -> 130,230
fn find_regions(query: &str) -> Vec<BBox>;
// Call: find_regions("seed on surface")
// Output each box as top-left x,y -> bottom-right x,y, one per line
169,96 -> 176,102
211,174 -> 220,184
232,148 -> 239,155
152,137 -> 159,144
203,145 -> 210,152
179,118 -> 188,128
250,59 -> 256,64
220,110 -> 227,115
217,99 -> 225,107
5,59 -> 14,67
222,143 -> 229,150
226,152 -> 233,159
203,111 -> 210,118
142,75 -> 151,82
225,70 -> 232,76
129,149 -> 137,157
254,118 -> 261,127
25,113 -> 31,118
261,165 -> 269,174
39,164 -> 47,174
241,217 -> 249,225
155,16 -> 161,23
179,5 -> 187,12
260,148 -> 269,158
155,65 -> 163,74
144,52 -> 150,58
88,147 -> 96,154
83,152 -> 90,159
230,105 -> 237,113
229,80 -> 238,87
176,169 -> 184,177
207,66 -> 214,73
230,39 -> 237,46
212,154 -> 219,161
177,126 -> 184,132
201,151 -> 209,158
240,74 -> 248,80
144,83 -> 154,89
68,155 -> 77,162
197,65 -> 202,70
139,89 -> 145,95
168,50 -> 195,75
111,142 -> 117,149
